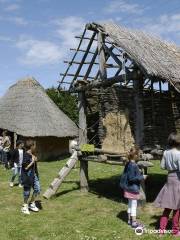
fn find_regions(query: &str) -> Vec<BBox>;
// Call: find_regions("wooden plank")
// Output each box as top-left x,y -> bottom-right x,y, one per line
70,48 -> 96,54
59,28 -> 87,86
14,132 -> 17,149
60,73 -> 94,79
98,32 -> 107,81
72,71 -> 138,92
64,60 -> 98,65
133,76 -> 144,146
94,46 -> 114,80
78,90 -> 89,192
74,146 -> 126,156
69,32 -> 97,90
103,44 -> 123,68
84,47 -> 98,80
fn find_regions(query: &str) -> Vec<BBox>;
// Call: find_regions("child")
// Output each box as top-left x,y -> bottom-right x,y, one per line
120,146 -> 147,228
21,140 -> 41,215
9,140 -> 24,187
0,136 -> 3,163
154,132 -> 180,236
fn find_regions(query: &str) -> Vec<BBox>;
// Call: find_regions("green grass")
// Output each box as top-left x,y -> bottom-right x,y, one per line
0,159 -> 174,240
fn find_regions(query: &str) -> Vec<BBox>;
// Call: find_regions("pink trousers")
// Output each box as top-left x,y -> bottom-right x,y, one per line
160,208 -> 179,234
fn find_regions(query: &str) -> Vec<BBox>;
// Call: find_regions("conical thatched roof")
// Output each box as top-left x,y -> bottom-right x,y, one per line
0,77 -> 78,137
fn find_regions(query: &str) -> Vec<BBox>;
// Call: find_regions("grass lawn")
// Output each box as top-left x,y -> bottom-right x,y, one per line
0,159 -> 174,240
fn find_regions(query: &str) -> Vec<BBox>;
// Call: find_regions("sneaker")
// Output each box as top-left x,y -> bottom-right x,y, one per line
21,204 -> 30,215
131,221 -> 144,229
9,182 -> 14,187
18,184 -> 23,188
29,202 -> 39,212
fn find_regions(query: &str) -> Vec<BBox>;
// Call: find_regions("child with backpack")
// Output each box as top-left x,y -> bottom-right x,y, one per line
120,146 -> 147,228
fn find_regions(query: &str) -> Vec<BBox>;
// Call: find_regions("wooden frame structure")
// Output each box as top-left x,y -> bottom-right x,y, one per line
56,22 -> 180,193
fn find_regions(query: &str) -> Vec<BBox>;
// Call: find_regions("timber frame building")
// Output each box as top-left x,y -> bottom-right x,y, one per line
58,22 -> 180,191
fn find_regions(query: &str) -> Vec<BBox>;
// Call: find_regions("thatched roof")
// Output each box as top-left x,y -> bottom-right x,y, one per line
0,77 -> 78,137
101,23 -> 180,89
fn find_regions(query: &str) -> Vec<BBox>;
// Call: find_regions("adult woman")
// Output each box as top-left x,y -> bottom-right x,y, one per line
154,132 -> 180,236
2,130 -> 11,169
9,140 -> 24,187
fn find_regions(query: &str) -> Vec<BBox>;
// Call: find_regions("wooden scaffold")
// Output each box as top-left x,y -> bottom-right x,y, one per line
43,22 -> 180,199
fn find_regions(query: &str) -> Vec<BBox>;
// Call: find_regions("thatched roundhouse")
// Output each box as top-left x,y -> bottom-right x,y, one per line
58,22 -> 180,154
0,77 -> 78,160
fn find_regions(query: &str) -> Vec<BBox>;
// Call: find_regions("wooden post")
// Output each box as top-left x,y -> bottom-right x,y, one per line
133,74 -> 144,147
97,32 -> 107,147
14,132 -> 17,149
78,90 -> 89,192
98,32 -> 107,80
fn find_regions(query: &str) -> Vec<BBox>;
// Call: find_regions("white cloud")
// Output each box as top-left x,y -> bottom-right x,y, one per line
12,16 -> 27,25
16,16 -> 88,67
4,3 -> 20,11
16,37 -> 63,66
0,15 -> 28,25
0,0 -> 8,3
141,14 -> 180,43
0,35 -> 13,42
104,0 -> 144,14
54,16 -> 86,48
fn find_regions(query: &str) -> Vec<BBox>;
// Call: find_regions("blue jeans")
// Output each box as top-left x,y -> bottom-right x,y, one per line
23,174 -> 41,200
11,166 -> 21,184
2,151 -> 8,169
0,149 -> 3,163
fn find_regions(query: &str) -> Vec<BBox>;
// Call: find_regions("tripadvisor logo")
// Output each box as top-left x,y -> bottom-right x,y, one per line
135,227 -> 144,236
135,227 -> 172,235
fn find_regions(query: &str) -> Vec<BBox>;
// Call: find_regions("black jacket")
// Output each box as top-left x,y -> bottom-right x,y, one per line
21,152 -> 39,187
10,148 -> 24,168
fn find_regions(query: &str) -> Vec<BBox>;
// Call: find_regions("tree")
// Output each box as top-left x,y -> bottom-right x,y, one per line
46,87 -> 78,123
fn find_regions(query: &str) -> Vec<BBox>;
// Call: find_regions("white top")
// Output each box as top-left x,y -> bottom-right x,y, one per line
2,136 -> 11,152
69,140 -> 78,154
18,149 -> 24,166
161,148 -> 180,171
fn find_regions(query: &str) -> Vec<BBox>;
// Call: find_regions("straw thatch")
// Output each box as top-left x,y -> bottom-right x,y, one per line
0,77 -> 78,137
101,23 -> 180,90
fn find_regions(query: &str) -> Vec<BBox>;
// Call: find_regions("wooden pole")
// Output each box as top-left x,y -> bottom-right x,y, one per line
72,72 -> 137,92
98,32 -> 107,80
78,90 -> 89,192
14,132 -> 17,149
133,74 -> 144,146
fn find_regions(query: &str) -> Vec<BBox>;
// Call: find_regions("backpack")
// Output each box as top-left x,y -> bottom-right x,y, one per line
119,163 -> 129,190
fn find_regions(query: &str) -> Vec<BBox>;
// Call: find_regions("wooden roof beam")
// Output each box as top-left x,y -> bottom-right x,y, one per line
69,31 -> 97,90
64,60 -> 98,65
71,71 -> 140,92
70,48 -> 96,54
58,28 -> 87,89
84,48 -> 98,80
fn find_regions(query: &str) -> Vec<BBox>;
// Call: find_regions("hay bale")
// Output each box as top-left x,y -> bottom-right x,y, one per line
102,111 -> 135,153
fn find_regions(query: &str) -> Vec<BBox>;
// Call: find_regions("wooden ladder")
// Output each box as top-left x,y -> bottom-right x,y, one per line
43,151 -> 78,199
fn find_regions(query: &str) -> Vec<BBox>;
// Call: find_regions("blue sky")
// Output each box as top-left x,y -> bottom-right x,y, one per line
0,0 -> 179,95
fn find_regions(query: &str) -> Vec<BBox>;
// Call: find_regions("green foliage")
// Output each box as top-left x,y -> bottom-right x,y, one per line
46,87 -> 78,123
